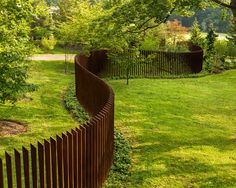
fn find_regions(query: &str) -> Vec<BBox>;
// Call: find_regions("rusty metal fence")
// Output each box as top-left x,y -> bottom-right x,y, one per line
0,54 -> 114,188
86,46 -> 203,78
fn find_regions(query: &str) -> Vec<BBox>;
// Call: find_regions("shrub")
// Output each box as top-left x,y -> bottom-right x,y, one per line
190,19 -> 204,47
41,34 -> 57,50
104,129 -> 131,187
227,41 -> 236,57
63,85 -> 89,124
214,40 -> 228,57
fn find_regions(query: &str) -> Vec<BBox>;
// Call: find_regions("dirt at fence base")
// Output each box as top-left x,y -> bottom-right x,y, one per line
0,120 -> 27,136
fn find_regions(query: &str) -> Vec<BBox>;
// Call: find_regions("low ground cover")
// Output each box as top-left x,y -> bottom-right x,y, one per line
109,70 -> 236,187
0,60 -> 76,158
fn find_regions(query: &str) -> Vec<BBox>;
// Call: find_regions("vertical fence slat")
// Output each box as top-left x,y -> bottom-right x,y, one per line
0,158 -> 4,188
31,144 -> 37,188
14,149 -> 22,188
85,124 -> 92,188
56,136 -> 63,188
44,140 -> 51,188
72,130 -> 78,188
62,134 -> 68,188
5,152 -> 13,188
67,132 -> 73,188
38,142 -> 45,188
50,138 -> 57,188
81,126 -> 86,187
22,147 -> 30,188
75,128 -> 82,188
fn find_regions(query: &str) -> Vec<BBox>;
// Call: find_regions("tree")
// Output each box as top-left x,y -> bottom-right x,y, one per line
204,27 -> 219,71
0,0 -> 40,103
166,19 -> 189,46
190,19 -> 204,46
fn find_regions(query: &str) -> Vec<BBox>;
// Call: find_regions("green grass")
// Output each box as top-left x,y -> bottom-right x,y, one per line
109,70 -> 236,187
0,60 -> 76,158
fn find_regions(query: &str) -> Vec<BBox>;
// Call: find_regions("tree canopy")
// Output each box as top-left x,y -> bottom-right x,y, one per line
58,0 -> 234,53
0,0 -> 47,103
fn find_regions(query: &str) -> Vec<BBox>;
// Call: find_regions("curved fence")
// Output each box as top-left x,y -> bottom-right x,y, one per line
0,54 -> 114,188
87,46 -> 203,78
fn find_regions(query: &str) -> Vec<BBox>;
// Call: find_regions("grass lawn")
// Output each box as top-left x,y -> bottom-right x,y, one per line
109,70 -> 236,188
0,60 -> 76,158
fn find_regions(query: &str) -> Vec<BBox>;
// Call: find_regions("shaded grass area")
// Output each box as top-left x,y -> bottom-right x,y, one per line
109,70 -> 236,187
0,60 -> 76,158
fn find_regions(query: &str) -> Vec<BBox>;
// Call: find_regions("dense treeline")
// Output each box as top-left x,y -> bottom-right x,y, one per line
170,8 -> 232,33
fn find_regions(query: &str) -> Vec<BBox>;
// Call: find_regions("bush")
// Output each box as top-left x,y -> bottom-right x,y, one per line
214,40 -> 228,57
63,85 -> 89,124
140,37 -> 161,51
227,41 -> 236,57
41,34 -> 57,50
104,129 -> 131,187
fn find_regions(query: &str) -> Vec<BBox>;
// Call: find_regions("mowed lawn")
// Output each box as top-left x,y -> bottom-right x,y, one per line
109,70 -> 236,188
0,60 -> 76,158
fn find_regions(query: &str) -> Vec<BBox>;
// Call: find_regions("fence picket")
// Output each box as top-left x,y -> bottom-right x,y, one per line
75,128 -> 82,188
72,130 -> 78,188
5,152 -> 13,188
14,149 -> 22,188
56,136 -> 63,188
44,140 -> 51,188
50,138 -> 57,188
31,144 -> 37,188
38,142 -> 45,188
22,147 -> 30,188
0,158 -> 3,188
67,132 -> 73,188
62,134 -> 68,188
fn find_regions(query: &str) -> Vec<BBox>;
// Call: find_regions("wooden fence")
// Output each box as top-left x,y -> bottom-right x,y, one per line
0,54 -> 114,188
86,46 -> 203,78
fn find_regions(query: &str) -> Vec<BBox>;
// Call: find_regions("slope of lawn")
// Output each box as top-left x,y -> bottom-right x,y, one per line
109,70 -> 236,188
0,60 -> 76,158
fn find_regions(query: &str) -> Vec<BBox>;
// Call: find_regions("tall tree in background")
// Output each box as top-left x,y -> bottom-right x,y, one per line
0,0 -> 43,103
190,19 -> 204,46
210,0 -> 236,43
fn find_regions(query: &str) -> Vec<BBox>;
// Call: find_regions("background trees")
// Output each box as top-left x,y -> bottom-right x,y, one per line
0,0 -> 47,103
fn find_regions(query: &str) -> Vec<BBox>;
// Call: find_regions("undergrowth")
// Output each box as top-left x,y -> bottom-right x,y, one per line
63,85 -> 89,124
104,130 -> 131,188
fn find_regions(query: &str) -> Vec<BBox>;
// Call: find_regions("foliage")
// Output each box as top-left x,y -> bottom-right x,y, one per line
63,85 -> 89,124
41,34 -> 57,50
170,7 -> 232,33
166,19 -> 189,46
58,1 -> 105,52
0,0 -> 38,103
30,0 -> 55,44
54,0 -> 79,23
104,129 -> 131,188
190,19 -> 204,47
203,27 -> 220,72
